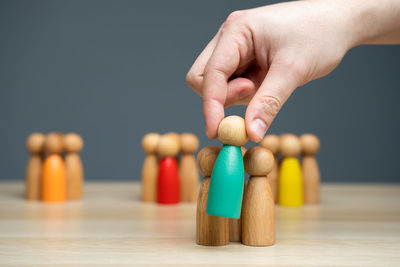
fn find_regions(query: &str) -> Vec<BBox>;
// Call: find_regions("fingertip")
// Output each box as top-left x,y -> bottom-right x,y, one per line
203,98 -> 224,139
246,117 -> 267,143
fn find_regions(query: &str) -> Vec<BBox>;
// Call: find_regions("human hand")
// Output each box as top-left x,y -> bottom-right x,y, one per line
186,0 -> 366,142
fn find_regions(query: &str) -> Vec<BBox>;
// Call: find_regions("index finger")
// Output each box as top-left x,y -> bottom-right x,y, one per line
202,33 -> 241,138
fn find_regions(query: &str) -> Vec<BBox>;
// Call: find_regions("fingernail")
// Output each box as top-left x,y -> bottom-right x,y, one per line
250,119 -> 267,141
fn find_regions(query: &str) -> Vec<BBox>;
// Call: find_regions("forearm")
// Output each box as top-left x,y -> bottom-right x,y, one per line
340,0 -> 400,46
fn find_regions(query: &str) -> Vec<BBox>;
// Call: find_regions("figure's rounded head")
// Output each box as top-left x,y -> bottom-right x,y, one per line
196,146 -> 221,176
64,133 -> 84,153
44,132 -> 64,154
244,146 -> 274,176
260,134 -> 280,155
26,133 -> 46,154
180,133 -> 199,154
157,134 -> 180,157
217,116 -> 248,146
280,134 -> 301,157
300,134 -> 320,155
142,133 -> 161,154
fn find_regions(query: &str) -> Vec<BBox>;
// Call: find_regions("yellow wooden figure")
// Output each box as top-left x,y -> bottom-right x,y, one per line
278,134 -> 303,206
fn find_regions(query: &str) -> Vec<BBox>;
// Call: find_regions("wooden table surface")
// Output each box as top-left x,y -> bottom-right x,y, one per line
0,182 -> 399,266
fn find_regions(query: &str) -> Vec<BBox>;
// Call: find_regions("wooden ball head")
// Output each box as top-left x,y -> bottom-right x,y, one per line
300,134 -> 320,155
44,132 -> 64,154
280,135 -> 301,157
157,135 -> 180,157
142,133 -> 161,154
64,133 -> 83,153
26,133 -> 46,154
196,146 -> 221,177
180,133 -> 199,154
244,147 -> 274,176
218,116 -> 248,146
261,135 -> 280,155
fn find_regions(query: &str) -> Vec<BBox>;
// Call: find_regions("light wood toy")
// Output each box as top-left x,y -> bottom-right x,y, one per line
179,133 -> 199,202
64,133 -> 84,200
207,116 -> 248,219
300,134 -> 321,204
229,146 -> 247,242
25,133 -> 46,200
278,134 -> 303,207
196,146 -> 229,246
41,132 -> 67,203
261,134 -> 280,203
242,146 -> 275,246
141,133 -> 161,202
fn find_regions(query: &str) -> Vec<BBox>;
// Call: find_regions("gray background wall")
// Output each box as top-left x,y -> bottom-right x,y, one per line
1,0 -> 399,182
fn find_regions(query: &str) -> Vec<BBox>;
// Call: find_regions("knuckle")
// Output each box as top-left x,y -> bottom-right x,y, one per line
185,71 -> 195,87
225,10 -> 247,27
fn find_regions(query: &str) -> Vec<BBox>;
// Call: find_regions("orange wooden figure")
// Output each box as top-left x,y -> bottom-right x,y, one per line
41,133 -> 67,203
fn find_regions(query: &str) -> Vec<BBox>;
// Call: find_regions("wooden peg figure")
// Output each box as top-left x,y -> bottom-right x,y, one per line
41,132 -> 67,203
229,146 -> 247,242
207,116 -> 248,219
64,133 -> 84,200
300,134 -> 321,204
141,133 -> 161,202
196,146 -> 229,246
261,135 -> 280,203
242,146 -> 275,246
278,134 -> 303,206
157,134 -> 180,204
25,133 -> 46,200
179,133 -> 199,202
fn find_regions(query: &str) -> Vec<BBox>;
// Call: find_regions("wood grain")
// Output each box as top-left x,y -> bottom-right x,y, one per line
0,182 -> 400,265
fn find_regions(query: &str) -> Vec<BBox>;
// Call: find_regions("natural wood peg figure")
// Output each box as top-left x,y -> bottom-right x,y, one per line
229,146 -> 247,242
242,146 -> 275,246
141,133 -> 161,202
157,134 -> 180,204
41,132 -> 67,203
300,134 -> 321,204
196,146 -> 229,246
179,133 -> 199,202
25,133 -> 46,200
64,133 -> 84,200
261,134 -> 280,203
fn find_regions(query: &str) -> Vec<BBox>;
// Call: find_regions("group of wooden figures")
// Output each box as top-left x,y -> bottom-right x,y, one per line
196,116 -> 321,247
25,132 -> 84,202
141,132 -> 199,204
261,133 -> 321,206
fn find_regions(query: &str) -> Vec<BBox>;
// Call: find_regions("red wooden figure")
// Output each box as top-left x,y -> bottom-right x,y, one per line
157,157 -> 180,204
156,134 -> 180,204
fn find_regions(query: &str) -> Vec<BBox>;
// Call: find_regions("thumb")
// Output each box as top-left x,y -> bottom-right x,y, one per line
245,63 -> 302,142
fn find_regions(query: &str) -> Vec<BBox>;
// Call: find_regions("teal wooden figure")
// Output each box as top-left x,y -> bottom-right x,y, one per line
206,116 -> 248,219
